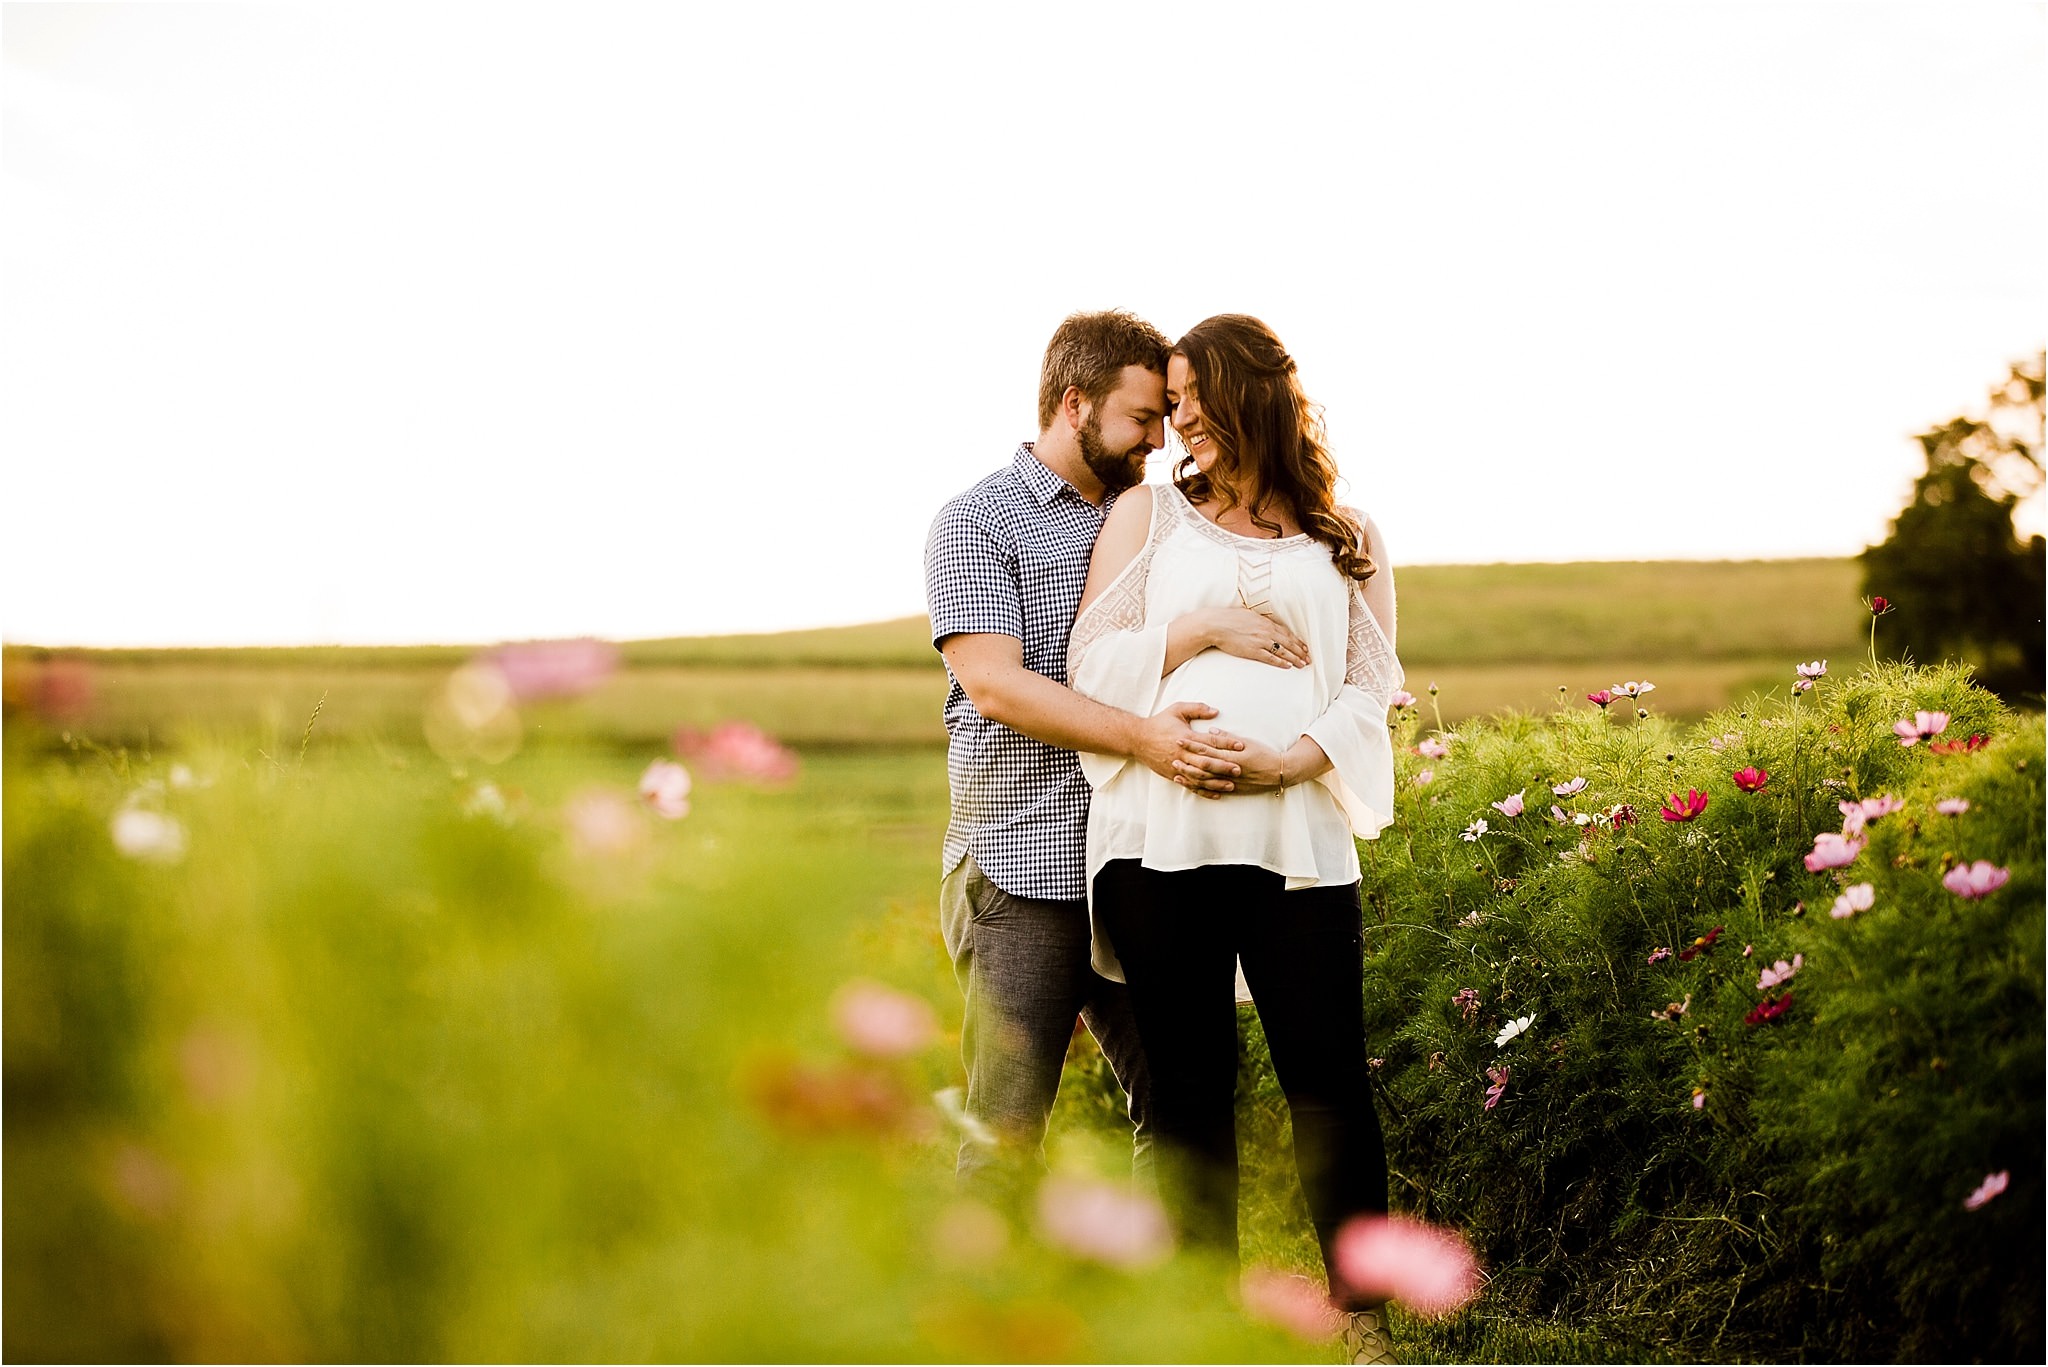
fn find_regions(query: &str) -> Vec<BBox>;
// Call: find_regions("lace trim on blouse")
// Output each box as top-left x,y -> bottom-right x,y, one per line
1345,577 -> 1403,699
1069,492 -> 1166,676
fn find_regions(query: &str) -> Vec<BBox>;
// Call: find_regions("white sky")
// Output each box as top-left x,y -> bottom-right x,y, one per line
4,1 -> 2043,648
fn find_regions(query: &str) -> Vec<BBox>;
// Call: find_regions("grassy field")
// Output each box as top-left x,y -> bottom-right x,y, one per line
4,558 -> 1868,748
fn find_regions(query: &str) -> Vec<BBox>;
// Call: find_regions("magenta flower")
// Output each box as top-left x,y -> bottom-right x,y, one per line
1803,832 -> 1865,872
1417,737 -> 1450,760
1731,767 -> 1769,793
1240,1268 -> 1341,1341
1893,711 -> 1951,746
1491,790 -> 1526,818
1866,596 -> 1894,616
1659,789 -> 1709,823
1942,861 -> 2011,899
1928,733 -> 1989,755
1451,988 -> 1481,1022
1756,954 -> 1803,991
1606,803 -> 1639,829
1036,1176 -> 1173,1270
1934,797 -> 1970,816
1744,992 -> 1794,1026
1678,926 -> 1724,962
1647,947 -> 1672,966
1553,776 -> 1587,797
1586,689 -> 1615,709
1830,883 -> 1875,919
830,980 -> 939,1058
1332,1214 -> 1481,1318
1963,1171 -> 2011,1211
1483,1065 -> 1510,1110
638,759 -> 693,819
1389,690 -> 1418,709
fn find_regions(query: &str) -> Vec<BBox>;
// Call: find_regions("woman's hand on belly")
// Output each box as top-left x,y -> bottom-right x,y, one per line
1185,607 -> 1310,670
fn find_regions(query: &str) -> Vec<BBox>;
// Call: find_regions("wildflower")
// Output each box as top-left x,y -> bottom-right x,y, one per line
1612,680 -> 1656,699
1829,883 -> 1875,919
638,759 -> 693,819
1368,1057 -> 1385,1071
110,808 -> 187,863
1708,732 -> 1743,751
1427,1051 -> 1445,1071
1494,1014 -> 1536,1047
1549,804 -> 1571,824
1482,1066 -> 1509,1110
1606,803 -> 1638,829
1586,689 -> 1615,709
830,980 -> 939,1058
1934,797 -> 1970,816
1692,1088 -> 1708,1110
1460,819 -> 1488,842
1963,1171 -> 2010,1211
1803,832 -> 1865,872
1457,910 -> 1483,929
1491,790 -> 1526,818
1942,861 -> 2010,900
1744,992 -> 1794,1026
1427,681 -> 1439,695
1647,947 -> 1672,966
1636,708 -> 1650,721
1331,1214 -> 1481,1318
1036,1175 -> 1173,1270
1659,789 -> 1709,823
1553,776 -> 1587,797
1451,988 -> 1481,1021
1742,943 -> 1754,957
1241,1268 -> 1341,1341
1796,660 -> 1827,680
1892,711 -> 1951,746
1927,733 -> 1988,755
1756,954 -> 1803,991
1678,926 -> 1724,961
1791,678 -> 1813,694
1413,768 -> 1435,786
1652,994 -> 1692,1022
1417,737 -> 1450,759
1731,766 -> 1768,793
1856,794 -> 1905,821
566,789 -> 645,855
1389,690 -> 1417,709
1837,803 -> 1867,837
1866,596 -> 1894,616
486,637 -> 619,701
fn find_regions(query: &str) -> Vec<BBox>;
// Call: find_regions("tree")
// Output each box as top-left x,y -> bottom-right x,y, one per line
1860,353 -> 2045,704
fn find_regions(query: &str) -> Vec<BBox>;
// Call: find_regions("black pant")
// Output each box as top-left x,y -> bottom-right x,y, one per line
1094,859 -> 1387,1305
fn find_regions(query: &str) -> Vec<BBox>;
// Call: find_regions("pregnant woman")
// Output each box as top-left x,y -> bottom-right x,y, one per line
1068,314 -> 1403,1362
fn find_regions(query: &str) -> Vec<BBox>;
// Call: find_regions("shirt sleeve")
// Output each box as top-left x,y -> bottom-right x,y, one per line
925,496 -> 1022,647
1301,515 -> 1403,839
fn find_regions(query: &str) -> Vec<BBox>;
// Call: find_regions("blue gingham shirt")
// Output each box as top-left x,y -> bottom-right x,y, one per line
925,444 -> 1118,900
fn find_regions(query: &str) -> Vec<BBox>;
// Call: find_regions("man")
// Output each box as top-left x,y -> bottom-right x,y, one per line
923,309 -> 1244,1189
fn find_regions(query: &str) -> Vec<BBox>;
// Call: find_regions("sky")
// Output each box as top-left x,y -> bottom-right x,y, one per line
3,1 -> 2042,648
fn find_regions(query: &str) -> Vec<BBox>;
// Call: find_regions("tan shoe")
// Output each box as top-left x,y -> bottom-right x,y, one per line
1340,1307 -> 1397,1365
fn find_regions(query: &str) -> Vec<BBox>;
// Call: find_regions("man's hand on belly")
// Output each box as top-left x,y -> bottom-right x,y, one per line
1175,730 -> 1331,795
1138,702 -> 1245,799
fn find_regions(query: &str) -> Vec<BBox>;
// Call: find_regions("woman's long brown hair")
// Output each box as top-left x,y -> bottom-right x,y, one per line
1172,314 -> 1375,581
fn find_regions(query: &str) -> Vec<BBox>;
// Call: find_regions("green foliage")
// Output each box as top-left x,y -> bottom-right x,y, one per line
1862,353 -> 2046,704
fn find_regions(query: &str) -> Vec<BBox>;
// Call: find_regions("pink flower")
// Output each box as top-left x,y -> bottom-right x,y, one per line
1893,711 -> 1951,746
1732,767 -> 1769,793
1791,678 -> 1813,694
1036,1176 -> 1173,1270
1856,794 -> 1905,822
1803,832 -> 1865,872
1796,660 -> 1828,680
1332,1214 -> 1482,1318
1417,737 -> 1450,760
1413,768 -> 1435,786
1756,954 -> 1803,991
1744,992 -> 1794,1026
1829,883 -> 1874,919
1837,802 -> 1867,837
1552,777 -> 1587,797
1241,1268 -> 1341,1341
1491,790 -> 1526,818
1963,1171 -> 2010,1211
1483,1065 -> 1509,1110
830,980 -> 939,1058
1389,690 -> 1417,709
565,788 -> 645,855
1451,988 -> 1481,1022
1742,943 -> 1754,957
638,759 -> 693,819
1942,861 -> 2010,899
1866,596 -> 1894,616
1586,690 -> 1615,709
1692,1088 -> 1708,1110
1659,789 -> 1709,823
1647,947 -> 1672,966
1934,797 -> 1970,816
675,721 -> 800,784
1612,680 -> 1656,699
486,637 -> 619,701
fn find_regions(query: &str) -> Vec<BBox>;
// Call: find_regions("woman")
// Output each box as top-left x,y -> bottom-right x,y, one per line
1068,314 -> 1402,1360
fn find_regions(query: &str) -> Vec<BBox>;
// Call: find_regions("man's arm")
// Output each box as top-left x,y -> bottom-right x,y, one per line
940,632 -> 1242,792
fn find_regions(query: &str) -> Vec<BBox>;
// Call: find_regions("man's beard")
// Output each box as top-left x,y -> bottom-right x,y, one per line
1077,412 -> 1149,494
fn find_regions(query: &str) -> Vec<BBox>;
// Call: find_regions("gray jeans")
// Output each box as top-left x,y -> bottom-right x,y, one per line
940,854 -> 1153,1188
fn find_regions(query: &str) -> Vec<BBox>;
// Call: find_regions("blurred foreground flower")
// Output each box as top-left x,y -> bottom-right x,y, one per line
1332,1214 -> 1481,1317
1830,883 -> 1875,919
1035,1175 -> 1173,1270
485,637 -> 618,701
1756,955 -> 1803,991
744,1051 -> 922,1138
1803,832 -> 1864,872
1893,711 -> 1951,746
1413,768 -> 1434,787
1928,733 -> 1988,755
1934,797 -> 1971,816
830,980 -> 939,1058
1744,992 -> 1794,1026
1732,767 -> 1769,793
1417,737 -> 1450,760
674,720 -> 801,784
423,661 -> 522,764
564,789 -> 646,856
1678,926 -> 1724,961
1659,789 -> 1708,822
3,657 -> 94,722
1942,861 -> 2010,899
1240,1269 -> 1341,1341
1963,1171 -> 2010,1210
110,807 -> 187,863
638,760 -> 692,819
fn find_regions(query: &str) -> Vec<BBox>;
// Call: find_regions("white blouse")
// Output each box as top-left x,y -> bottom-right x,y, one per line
1069,482 -> 1404,981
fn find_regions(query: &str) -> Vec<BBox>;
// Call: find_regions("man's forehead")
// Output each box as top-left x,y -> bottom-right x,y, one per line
1106,364 -> 1167,409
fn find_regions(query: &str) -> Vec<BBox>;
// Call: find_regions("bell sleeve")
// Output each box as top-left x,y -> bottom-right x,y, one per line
1301,516 -> 1404,840
1067,491 -> 1171,789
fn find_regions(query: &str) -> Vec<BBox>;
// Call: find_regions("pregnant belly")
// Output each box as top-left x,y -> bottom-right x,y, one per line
1164,651 -> 1323,752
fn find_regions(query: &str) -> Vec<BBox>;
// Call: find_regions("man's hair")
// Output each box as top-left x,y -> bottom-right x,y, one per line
1036,310 -> 1171,430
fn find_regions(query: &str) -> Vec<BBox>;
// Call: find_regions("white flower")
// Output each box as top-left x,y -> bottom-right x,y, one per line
1612,680 -> 1656,699
1460,819 -> 1489,842
638,759 -> 692,819
111,808 -> 187,863
1494,1014 -> 1536,1047
1552,777 -> 1587,797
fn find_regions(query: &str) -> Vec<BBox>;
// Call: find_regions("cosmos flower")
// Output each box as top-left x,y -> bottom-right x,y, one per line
1803,832 -> 1865,872
1744,992 -> 1794,1026
1865,596 -> 1894,616
1893,711 -> 1951,746
1830,883 -> 1875,919
1792,678 -> 1813,694
1928,733 -> 1989,755
1036,1176 -> 1174,1270
1647,947 -> 1672,966
1963,1171 -> 2010,1211
1491,790 -> 1526,818
487,637 -> 620,702
1331,1215 -> 1481,1318
1795,660 -> 1827,679
1494,1014 -> 1536,1047
1659,789 -> 1709,822
1413,768 -> 1435,787
1677,926 -> 1724,961
1553,777 -> 1587,797
638,759 -> 693,819
1612,680 -> 1656,699
1934,797 -> 1970,816
1756,954 -> 1803,991
1692,1088 -> 1708,1110
1240,1269 -> 1341,1341
1606,803 -> 1639,829
1417,737 -> 1450,759
1483,1066 -> 1510,1110
830,980 -> 940,1058
1732,767 -> 1768,793
1451,988 -> 1481,1021
1586,690 -> 1615,709
1460,819 -> 1488,842
1389,690 -> 1418,709
1942,861 -> 2011,899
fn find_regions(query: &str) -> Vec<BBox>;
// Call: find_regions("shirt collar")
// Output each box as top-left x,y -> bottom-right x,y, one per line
1015,442 -> 1109,511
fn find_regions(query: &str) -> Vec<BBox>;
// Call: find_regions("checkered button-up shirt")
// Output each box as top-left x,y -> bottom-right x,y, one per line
925,444 -> 1118,900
